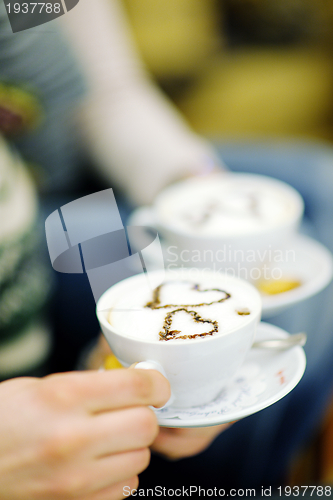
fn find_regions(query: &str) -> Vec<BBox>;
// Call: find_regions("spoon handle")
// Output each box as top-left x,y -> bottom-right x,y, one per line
252,332 -> 307,350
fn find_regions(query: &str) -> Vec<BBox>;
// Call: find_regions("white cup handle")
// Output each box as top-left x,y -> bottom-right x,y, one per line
135,360 -> 174,409
128,207 -> 159,250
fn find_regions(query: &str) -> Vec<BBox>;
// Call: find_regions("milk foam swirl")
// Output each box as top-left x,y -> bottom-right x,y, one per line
109,276 -> 257,342
145,281 -> 231,309
156,174 -> 302,237
159,308 -> 219,341
144,280 -> 231,341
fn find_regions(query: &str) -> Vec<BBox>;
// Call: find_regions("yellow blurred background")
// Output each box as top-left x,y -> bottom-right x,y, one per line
122,0 -> 333,142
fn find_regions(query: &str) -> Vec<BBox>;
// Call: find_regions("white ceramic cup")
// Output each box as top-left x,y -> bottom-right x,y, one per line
129,173 -> 304,278
96,268 -> 262,408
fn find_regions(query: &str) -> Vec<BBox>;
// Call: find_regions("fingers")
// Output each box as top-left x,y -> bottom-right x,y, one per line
87,406 -> 159,457
151,424 -> 232,460
160,424 -> 232,439
83,476 -> 138,500
83,449 -> 150,495
0,377 -> 37,398
40,450 -> 148,499
42,369 -> 171,413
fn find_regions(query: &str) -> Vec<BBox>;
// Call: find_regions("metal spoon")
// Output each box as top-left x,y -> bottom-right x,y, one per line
252,332 -> 307,350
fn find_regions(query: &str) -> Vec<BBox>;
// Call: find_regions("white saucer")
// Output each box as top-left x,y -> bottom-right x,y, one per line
259,233 -> 333,317
154,322 -> 306,428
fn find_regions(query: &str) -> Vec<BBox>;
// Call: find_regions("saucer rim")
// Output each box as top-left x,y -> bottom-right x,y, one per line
261,233 -> 333,317
155,322 -> 306,428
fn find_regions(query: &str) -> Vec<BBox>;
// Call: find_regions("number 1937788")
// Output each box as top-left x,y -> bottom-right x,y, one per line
6,3 -> 61,14
277,485 -> 332,496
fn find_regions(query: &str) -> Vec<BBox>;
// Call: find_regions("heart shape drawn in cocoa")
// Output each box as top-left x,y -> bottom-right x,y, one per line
159,308 -> 218,341
145,281 -> 231,310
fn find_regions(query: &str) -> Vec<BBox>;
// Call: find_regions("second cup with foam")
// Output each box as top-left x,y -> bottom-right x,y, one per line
130,172 -> 304,276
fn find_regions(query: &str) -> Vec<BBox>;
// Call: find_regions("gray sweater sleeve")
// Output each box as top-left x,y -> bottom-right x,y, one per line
0,4 -> 86,191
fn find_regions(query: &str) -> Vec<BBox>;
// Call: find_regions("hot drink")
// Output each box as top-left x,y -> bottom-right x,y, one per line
129,173 -> 304,278
97,269 -> 261,408
155,173 -> 303,239
109,272 -> 259,343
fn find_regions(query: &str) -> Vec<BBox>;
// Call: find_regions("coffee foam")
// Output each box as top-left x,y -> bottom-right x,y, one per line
109,275 -> 260,342
156,173 -> 302,237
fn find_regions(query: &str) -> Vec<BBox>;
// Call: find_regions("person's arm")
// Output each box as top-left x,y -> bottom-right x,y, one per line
0,369 -> 170,500
58,0 -> 223,205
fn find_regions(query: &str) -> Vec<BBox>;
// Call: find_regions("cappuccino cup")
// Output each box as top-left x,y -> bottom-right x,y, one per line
96,268 -> 262,408
129,173 -> 304,278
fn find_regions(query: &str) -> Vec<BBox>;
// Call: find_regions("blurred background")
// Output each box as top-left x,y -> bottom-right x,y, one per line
122,0 -> 333,142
